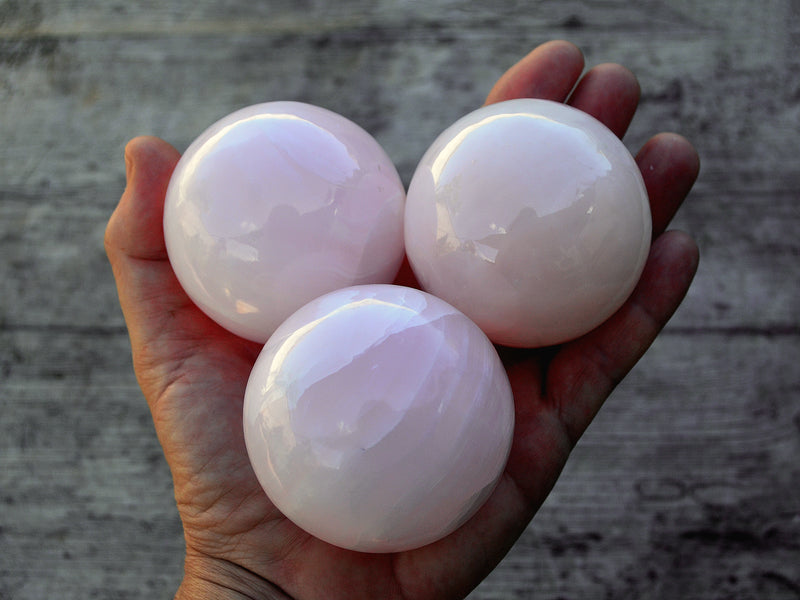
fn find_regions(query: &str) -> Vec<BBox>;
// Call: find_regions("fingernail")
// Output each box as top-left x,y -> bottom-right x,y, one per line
124,150 -> 133,184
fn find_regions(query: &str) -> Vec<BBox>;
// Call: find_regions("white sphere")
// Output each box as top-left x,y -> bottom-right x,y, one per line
164,102 -> 406,343
243,284 -> 514,552
404,99 -> 651,347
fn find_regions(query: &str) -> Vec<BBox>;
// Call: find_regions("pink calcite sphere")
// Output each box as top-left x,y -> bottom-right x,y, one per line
404,99 -> 652,347
243,284 -> 515,553
164,102 -> 406,343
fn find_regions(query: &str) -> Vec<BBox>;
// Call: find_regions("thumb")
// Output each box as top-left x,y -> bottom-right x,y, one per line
106,136 -> 181,262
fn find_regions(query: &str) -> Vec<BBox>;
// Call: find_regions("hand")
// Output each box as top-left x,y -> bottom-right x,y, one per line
105,40 -> 700,600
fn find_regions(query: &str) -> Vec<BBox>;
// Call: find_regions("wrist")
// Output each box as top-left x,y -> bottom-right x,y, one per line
176,553 -> 294,600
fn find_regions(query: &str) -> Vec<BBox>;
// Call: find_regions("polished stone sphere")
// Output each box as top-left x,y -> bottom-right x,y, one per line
164,101 -> 406,343
243,284 -> 514,553
404,99 -> 652,347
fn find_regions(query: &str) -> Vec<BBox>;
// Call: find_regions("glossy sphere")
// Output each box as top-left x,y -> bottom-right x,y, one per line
405,99 -> 652,347
164,102 -> 406,343
243,284 -> 514,553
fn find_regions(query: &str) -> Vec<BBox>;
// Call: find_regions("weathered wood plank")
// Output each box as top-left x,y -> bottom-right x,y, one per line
471,332 -> 800,598
1,30 -> 797,328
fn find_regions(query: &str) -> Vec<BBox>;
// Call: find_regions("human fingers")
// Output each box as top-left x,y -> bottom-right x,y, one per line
567,68 -> 699,235
566,62 -> 641,138
105,137 -> 188,356
484,40 -> 585,105
106,136 -> 180,262
545,230 -> 699,446
104,137 -> 236,399
637,132 -> 701,236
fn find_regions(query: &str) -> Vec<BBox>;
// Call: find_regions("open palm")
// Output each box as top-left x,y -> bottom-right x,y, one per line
105,41 -> 700,600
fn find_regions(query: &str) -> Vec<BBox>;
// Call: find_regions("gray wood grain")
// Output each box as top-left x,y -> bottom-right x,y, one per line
1,0 -> 798,598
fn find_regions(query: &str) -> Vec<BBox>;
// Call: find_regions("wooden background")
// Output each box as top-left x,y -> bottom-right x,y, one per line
1,1 -> 798,598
